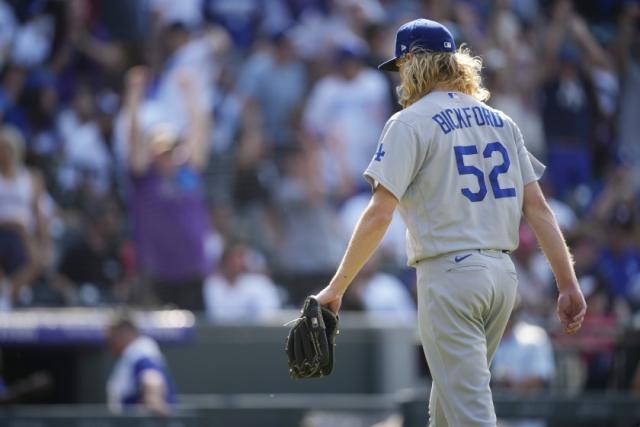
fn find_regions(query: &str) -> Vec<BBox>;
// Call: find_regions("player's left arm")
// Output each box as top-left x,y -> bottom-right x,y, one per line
315,185 -> 397,314
523,181 -> 587,334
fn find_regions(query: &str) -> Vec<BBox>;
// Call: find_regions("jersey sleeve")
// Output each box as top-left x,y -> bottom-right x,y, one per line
514,122 -> 545,185
133,357 -> 164,381
363,118 -> 426,200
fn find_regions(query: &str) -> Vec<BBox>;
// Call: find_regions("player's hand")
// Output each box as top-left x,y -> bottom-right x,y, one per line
557,286 -> 587,334
314,286 -> 343,315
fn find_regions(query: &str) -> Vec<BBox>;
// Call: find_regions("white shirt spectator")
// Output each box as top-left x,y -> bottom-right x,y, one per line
492,321 -> 555,383
303,68 -> 389,187
491,320 -> 555,427
289,10 -> 367,60
57,109 -> 111,194
11,14 -> 54,67
204,273 -> 281,323
148,0 -> 203,28
361,272 -> 416,325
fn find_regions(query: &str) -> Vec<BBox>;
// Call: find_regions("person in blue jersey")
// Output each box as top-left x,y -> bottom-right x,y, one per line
106,316 -> 176,416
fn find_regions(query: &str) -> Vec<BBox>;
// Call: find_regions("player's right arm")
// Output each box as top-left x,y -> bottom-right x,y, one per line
315,185 -> 397,314
176,70 -> 210,171
124,67 -> 149,175
140,368 -> 170,417
522,181 -> 587,334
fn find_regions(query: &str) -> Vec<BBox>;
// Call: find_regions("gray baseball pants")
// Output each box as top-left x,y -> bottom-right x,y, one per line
416,249 -> 518,427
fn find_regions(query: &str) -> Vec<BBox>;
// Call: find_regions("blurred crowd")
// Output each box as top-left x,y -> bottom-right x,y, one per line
0,0 -> 639,394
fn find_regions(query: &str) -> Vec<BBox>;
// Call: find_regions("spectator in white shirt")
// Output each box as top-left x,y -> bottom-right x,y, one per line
147,0 -> 203,29
203,244 -> 281,323
491,304 -> 555,427
302,41 -> 390,194
10,6 -> 54,68
342,253 -> 416,325
57,85 -> 112,196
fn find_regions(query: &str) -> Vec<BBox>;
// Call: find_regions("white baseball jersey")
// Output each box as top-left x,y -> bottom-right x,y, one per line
364,91 -> 545,266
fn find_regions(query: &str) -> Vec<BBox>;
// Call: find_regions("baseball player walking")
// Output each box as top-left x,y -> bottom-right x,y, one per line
315,18 -> 587,426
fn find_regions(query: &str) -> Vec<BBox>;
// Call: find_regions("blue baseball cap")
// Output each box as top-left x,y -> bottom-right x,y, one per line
378,18 -> 456,72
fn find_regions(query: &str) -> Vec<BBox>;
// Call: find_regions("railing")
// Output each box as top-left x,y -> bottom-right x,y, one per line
400,389 -> 640,427
2,392 -> 640,427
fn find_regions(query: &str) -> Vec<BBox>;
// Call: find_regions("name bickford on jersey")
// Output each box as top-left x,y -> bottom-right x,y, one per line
364,91 -> 545,266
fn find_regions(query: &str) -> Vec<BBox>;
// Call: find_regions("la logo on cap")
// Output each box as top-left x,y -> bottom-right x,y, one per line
378,18 -> 457,72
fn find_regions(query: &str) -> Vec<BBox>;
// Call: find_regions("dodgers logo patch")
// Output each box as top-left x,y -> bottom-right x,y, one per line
374,144 -> 385,161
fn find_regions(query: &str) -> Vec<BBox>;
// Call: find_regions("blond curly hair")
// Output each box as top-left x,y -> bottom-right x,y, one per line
397,45 -> 490,108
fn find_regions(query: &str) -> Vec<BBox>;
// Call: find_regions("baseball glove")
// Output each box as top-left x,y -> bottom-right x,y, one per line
284,296 -> 339,379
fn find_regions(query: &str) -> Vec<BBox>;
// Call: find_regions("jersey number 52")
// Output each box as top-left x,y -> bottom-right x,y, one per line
454,141 -> 516,202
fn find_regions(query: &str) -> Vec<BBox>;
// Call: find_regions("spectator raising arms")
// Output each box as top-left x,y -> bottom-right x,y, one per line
124,66 -> 211,311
